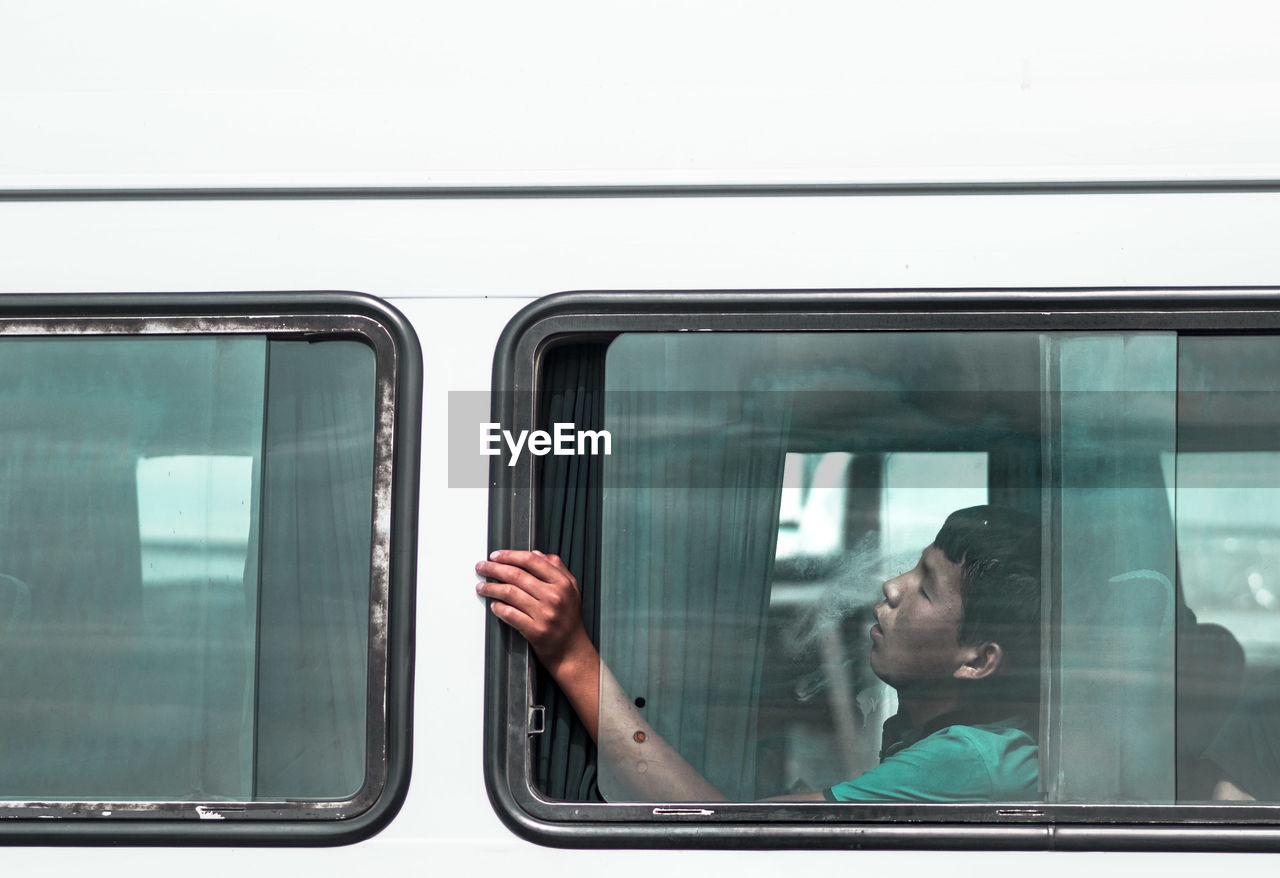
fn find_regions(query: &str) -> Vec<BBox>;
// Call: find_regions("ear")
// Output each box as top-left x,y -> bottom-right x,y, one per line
953,641 -> 1003,682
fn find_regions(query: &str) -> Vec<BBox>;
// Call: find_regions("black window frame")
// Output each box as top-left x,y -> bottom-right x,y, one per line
484,286 -> 1280,852
0,291 -> 421,846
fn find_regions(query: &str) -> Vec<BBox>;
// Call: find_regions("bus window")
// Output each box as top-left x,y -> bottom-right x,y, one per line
0,295 -> 419,844
485,291 -> 1280,848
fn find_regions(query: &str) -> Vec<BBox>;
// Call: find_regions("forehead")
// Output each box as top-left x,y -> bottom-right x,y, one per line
921,544 -> 965,597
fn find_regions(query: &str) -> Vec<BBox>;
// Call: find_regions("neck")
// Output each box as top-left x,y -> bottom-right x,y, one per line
894,687 -> 964,728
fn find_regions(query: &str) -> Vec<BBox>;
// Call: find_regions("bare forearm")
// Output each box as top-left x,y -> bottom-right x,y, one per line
540,634 -> 723,800
540,630 -> 601,739
593,662 -> 725,802
476,549 -> 724,802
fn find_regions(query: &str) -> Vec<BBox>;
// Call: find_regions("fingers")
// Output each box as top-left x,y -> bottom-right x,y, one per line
474,549 -> 578,615
474,564 -> 542,641
476,550 -> 578,600
475,576 -> 541,617
486,593 -> 537,635
474,549 -> 584,656
485,549 -> 577,588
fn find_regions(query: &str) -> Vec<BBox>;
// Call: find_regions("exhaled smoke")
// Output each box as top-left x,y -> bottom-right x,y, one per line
779,532 -> 918,659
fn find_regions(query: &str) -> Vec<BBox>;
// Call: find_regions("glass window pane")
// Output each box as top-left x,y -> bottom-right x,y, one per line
588,328 -> 1280,809
758,450 -> 991,798
775,451 -> 851,569
882,452 -> 988,571
0,335 -> 377,803
137,455 -> 255,589
134,453 -> 260,798
1175,336 -> 1280,802
0,337 -> 267,800
1049,333 -> 1178,804
765,451 -> 876,796
598,332 -> 1041,803
255,339 -> 375,800
1176,452 -> 1280,661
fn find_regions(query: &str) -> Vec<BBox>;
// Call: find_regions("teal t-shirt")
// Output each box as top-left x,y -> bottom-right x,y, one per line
825,719 -> 1038,803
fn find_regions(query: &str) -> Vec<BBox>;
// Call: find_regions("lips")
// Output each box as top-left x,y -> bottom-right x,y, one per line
870,604 -> 886,642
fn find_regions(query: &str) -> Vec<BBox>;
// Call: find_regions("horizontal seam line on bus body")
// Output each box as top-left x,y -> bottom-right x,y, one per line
6,179 -> 1280,201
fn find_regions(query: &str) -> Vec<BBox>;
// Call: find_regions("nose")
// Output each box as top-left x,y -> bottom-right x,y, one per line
882,572 -> 903,607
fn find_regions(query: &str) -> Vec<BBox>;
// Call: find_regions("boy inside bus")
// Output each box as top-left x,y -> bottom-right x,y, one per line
475,505 -> 1041,803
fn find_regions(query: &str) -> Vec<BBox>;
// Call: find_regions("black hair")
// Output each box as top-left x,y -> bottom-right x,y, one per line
933,505 -> 1042,706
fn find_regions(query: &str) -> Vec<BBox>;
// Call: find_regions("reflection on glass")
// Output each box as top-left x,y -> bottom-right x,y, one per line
137,455 -> 255,588
882,453 -> 988,573
1177,452 -> 1280,663
776,452 -> 850,568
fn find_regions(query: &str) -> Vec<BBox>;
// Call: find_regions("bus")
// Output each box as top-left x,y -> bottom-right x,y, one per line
4,1 -> 1280,873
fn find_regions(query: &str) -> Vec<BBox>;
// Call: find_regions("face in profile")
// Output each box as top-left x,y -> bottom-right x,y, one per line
869,545 -> 971,692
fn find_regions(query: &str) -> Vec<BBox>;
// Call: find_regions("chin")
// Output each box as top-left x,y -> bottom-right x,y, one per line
868,660 -> 892,687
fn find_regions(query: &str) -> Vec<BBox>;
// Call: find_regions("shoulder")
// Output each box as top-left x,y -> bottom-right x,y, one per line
943,719 -> 1036,757
825,720 -> 1038,804
945,721 -> 1039,793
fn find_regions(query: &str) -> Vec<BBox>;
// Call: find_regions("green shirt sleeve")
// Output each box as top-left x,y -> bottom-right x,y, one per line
825,723 -> 1038,803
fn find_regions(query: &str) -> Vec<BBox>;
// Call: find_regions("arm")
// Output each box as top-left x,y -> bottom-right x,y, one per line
475,549 -> 725,801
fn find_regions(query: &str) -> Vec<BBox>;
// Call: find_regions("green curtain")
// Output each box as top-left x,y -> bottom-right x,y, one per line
532,343 -> 606,801
599,335 -> 790,802
253,340 -> 376,799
